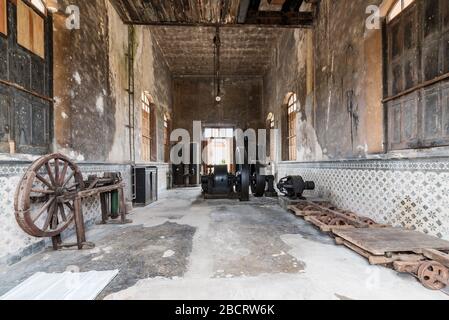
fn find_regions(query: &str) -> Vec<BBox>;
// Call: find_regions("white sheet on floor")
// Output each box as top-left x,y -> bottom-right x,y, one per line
0,270 -> 119,300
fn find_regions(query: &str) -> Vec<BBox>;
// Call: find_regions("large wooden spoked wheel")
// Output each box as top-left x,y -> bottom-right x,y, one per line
15,154 -> 85,238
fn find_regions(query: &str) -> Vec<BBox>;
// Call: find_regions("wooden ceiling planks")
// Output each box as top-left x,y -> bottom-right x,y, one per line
109,0 -> 309,26
109,0 -> 234,24
152,26 -> 279,76
106,1 -> 311,76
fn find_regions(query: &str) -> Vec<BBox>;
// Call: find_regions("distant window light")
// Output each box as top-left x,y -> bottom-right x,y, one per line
141,92 -> 153,113
31,0 -> 46,15
388,0 -> 415,22
286,93 -> 298,161
204,127 -> 233,139
267,113 -> 275,129
288,93 -> 299,114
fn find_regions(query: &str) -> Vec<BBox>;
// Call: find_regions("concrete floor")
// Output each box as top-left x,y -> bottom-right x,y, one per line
0,188 -> 448,300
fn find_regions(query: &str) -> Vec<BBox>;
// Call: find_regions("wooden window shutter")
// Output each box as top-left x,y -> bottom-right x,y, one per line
150,108 -> 157,162
0,0 -> 7,36
17,0 -> 45,58
281,107 -> 288,161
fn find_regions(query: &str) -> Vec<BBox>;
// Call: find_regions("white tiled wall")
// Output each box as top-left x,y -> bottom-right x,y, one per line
0,163 -> 131,265
277,158 -> 449,240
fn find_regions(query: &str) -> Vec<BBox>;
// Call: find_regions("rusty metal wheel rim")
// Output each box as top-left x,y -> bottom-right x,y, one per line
330,218 -> 349,227
360,217 -> 376,225
14,154 -> 84,238
418,261 -> 449,290
318,214 -> 334,224
303,206 -> 317,211
341,211 -> 358,220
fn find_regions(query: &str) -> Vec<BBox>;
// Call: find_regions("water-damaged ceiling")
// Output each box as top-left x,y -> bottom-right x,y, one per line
110,0 -> 315,76
152,26 -> 280,76
109,0 -> 314,27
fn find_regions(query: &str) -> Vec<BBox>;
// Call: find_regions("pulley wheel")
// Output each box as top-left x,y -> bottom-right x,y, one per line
251,174 -> 266,197
239,164 -> 250,202
417,261 -> 449,290
15,153 -> 84,238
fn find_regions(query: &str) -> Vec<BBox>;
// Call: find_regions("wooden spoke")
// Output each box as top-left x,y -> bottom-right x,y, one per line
31,189 -> 55,195
66,183 -> 80,191
58,203 -> 67,222
64,202 -> 74,212
62,171 -> 75,188
54,159 -> 60,186
45,162 -> 57,187
51,204 -> 59,230
36,174 -> 53,190
59,162 -> 69,186
42,200 -> 57,231
32,197 -> 56,223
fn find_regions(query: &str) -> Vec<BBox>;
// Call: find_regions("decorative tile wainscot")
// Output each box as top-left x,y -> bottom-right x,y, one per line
277,158 -> 449,240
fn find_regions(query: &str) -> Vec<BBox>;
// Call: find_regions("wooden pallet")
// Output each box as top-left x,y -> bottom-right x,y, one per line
287,201 -> 449,290
333,227 -> 449,290
335,236 -> 425,265
333,228 -> 449,256
288,201 -> 386,231
304,216 -> 356,233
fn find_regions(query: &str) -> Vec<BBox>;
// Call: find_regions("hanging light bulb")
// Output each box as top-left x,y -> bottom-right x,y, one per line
213,26 -> 222,105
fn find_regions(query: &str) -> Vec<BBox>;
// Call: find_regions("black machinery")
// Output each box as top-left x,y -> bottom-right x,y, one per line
250,163 -> 278,198
201,137 -> 277,201
201,164 -> 250,201
201,164 -> 278,201
277,176 -> 315,200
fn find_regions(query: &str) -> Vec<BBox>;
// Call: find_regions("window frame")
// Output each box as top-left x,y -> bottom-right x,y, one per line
163,113 -> 171,163
287,94 -> 298,161
17,0 -> 46,59
387,0 -> 416,23
384,0 -> 449,151
141,92 -> 154,162
266,113 -> 275,159
0,0 -> 7,36
29,0 -> 47,16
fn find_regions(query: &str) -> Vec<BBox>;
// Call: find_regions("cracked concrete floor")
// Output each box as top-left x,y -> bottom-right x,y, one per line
0,188 -> 448,300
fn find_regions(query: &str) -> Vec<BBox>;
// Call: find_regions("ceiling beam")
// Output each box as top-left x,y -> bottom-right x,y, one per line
121,11 -> 314,28
237,0 -> 251,23
281,0 -> 304,12
243,11 -> 313,26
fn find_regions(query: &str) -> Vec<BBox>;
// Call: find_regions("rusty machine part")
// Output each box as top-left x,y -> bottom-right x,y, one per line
14,153 -> 131,250
289,200 -> 385,230
201,164 -> 250,201
277,176 -> 315,200
417,261 -> 449,290
250,165 -> 278,198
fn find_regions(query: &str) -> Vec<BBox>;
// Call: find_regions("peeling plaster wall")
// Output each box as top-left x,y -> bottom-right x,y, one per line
313,0 -> 383,160
267,0 -> 449,239
173,76 -> 264,135
53,0 -> 115,162
264,0 -> 383,162
0,2 -> 173,265
264,29 -> 323,163
53,1 -> 173,164
133,26 -> 173,163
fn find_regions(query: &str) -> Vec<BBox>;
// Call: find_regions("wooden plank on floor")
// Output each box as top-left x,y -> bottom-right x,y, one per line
420,249 -> 449,267
332,227 -> 449,256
